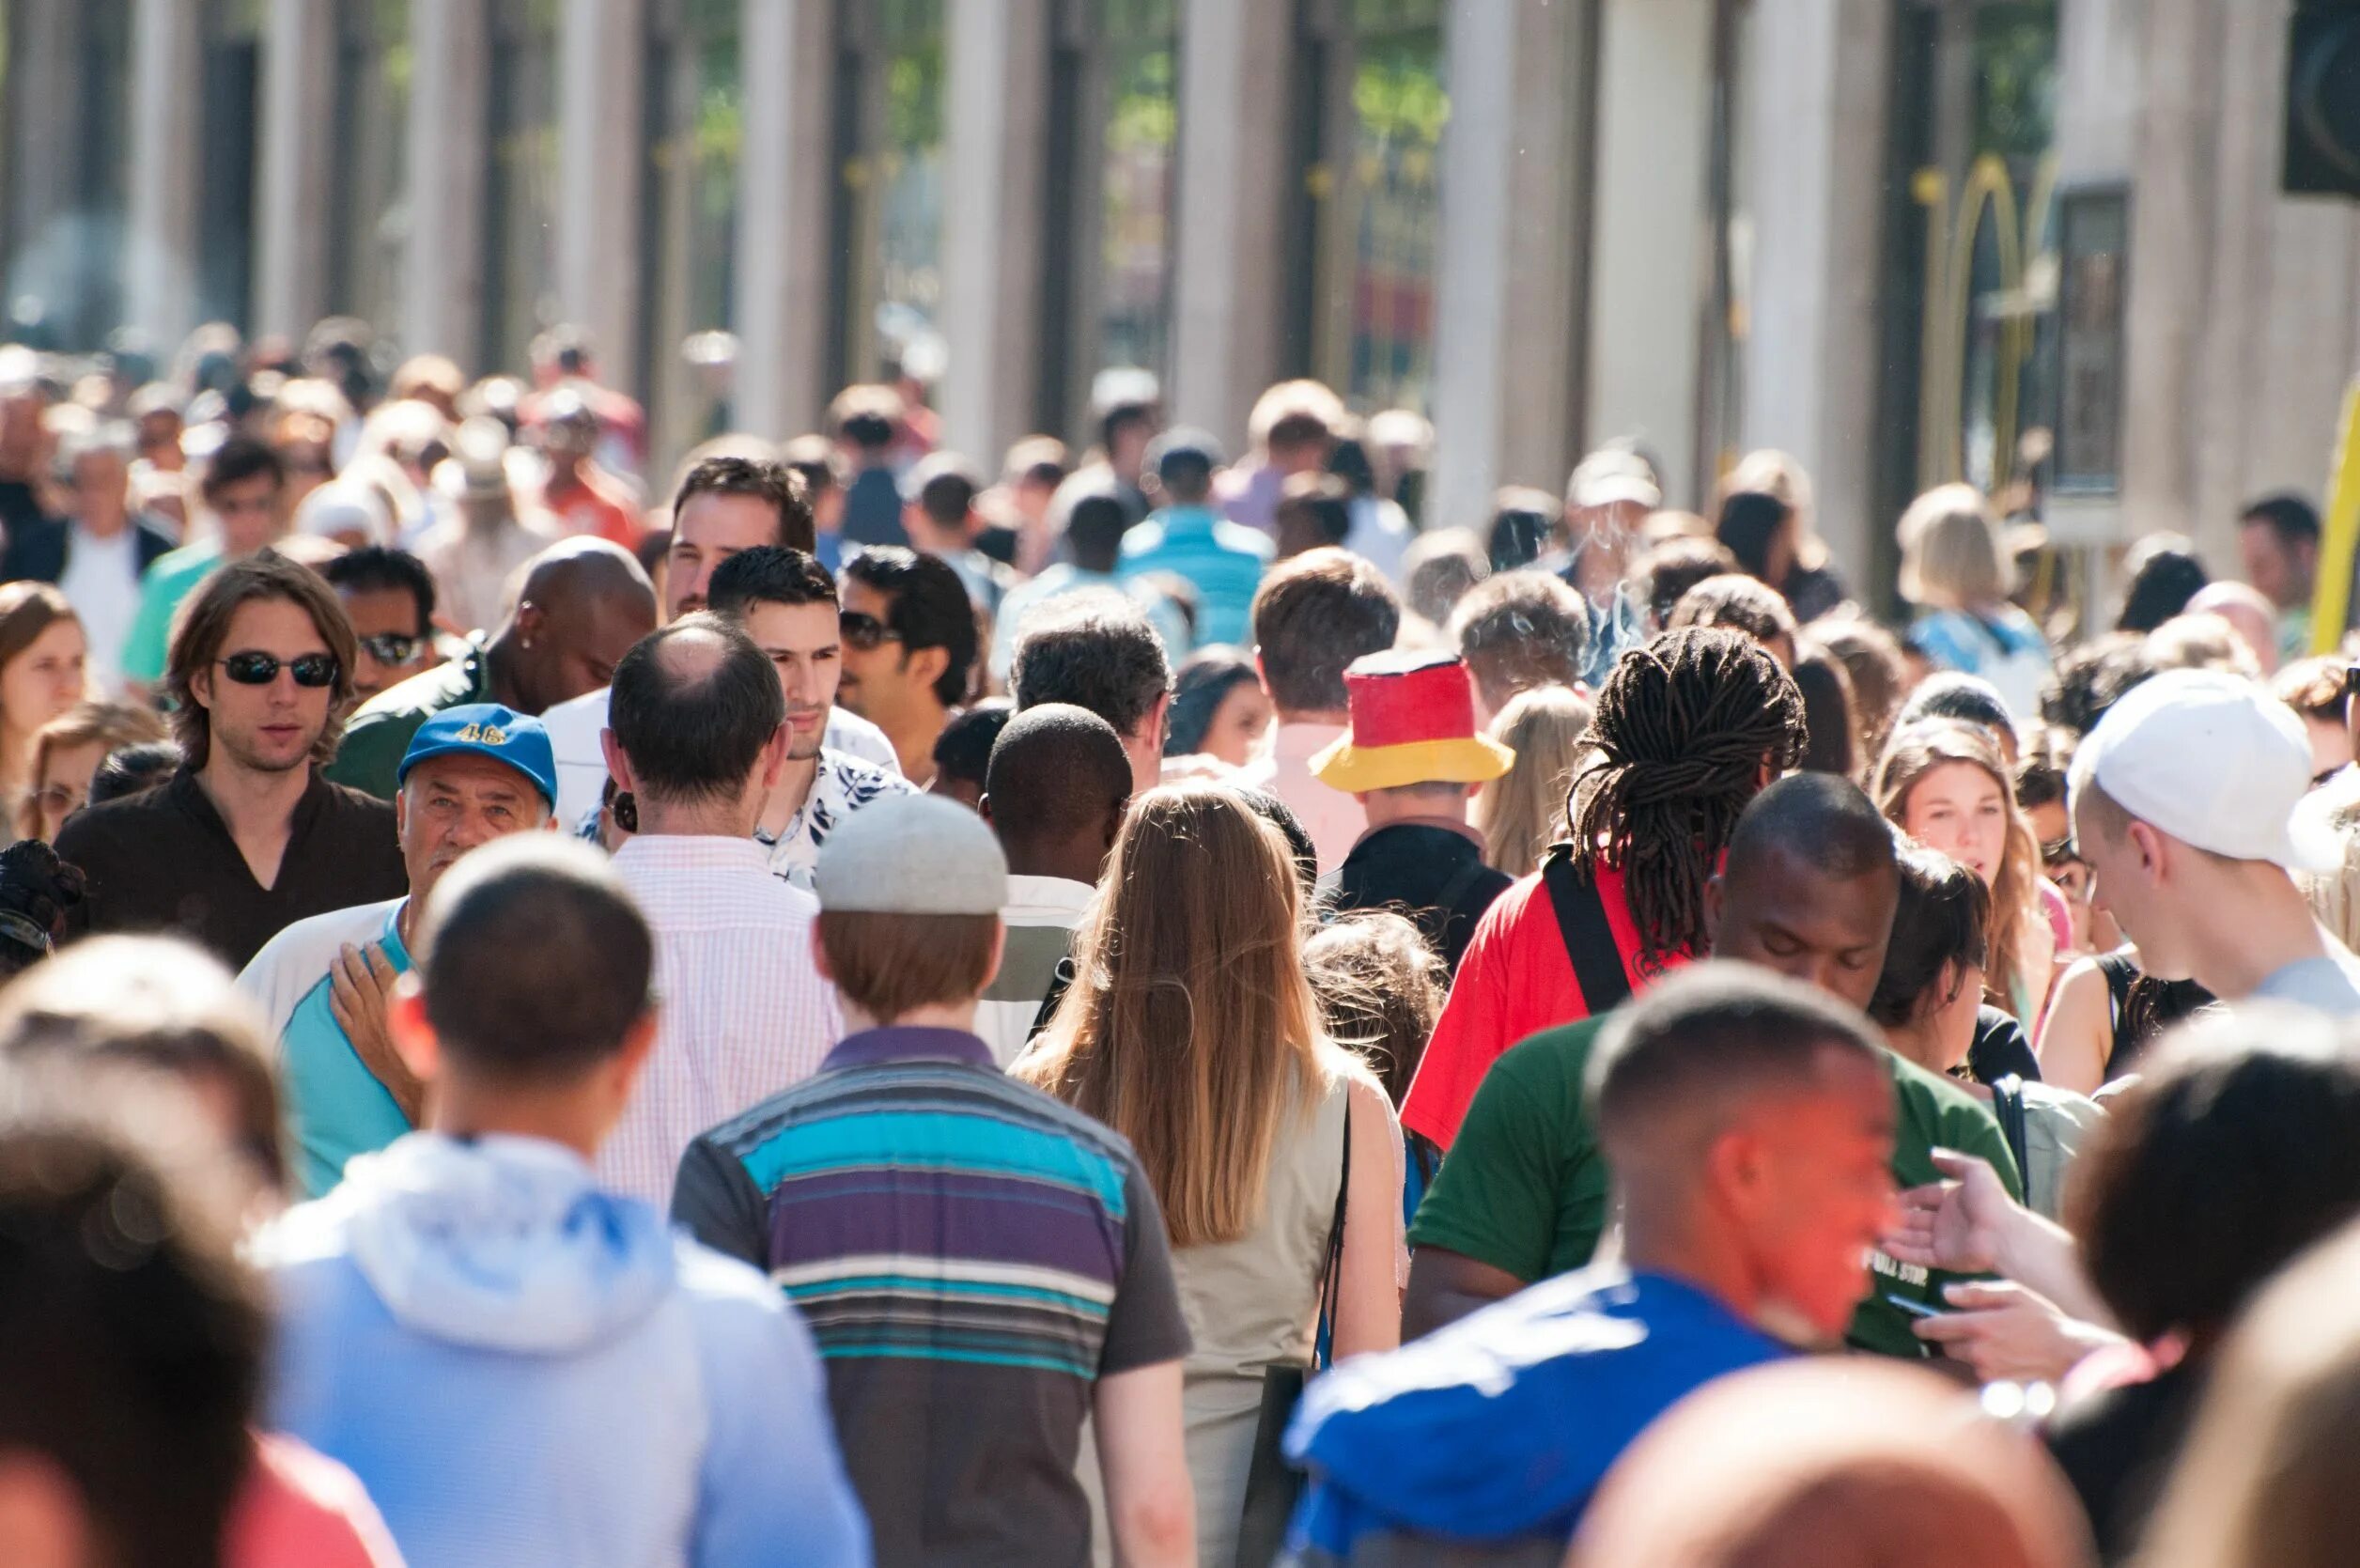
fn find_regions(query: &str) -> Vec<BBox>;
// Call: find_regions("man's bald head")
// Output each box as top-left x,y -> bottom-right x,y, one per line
505,537 -> 660,712
607,613 -> 783,807
984,704 -> 1132,881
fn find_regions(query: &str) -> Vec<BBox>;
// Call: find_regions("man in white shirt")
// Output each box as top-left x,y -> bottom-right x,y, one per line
540,453 -> 896,829
706,544 -> 912,890
2073,667 -> 2360,1014
597,613 -> 843,1202
972,704 -> 1131,1063
3,421 -> 176,691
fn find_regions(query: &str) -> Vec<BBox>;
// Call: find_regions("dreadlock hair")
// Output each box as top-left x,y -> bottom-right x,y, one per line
1567,628 -> 1807,965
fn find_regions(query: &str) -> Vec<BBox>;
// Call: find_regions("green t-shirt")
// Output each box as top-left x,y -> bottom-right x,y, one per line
121,539 -> 225,683
322,635 -> 492,800
1407,1016 -> 2024,1360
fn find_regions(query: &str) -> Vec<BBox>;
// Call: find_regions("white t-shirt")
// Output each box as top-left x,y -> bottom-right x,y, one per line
538,684 -> 901,831
56,524 -> 143,691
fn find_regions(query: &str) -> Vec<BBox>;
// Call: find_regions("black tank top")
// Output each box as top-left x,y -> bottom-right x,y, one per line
2096,951 -> 2212,1081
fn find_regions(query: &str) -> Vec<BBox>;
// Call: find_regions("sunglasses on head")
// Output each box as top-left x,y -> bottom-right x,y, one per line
357,632 -> 421,666
839,610 -> 903,652
216,651 -> 339,688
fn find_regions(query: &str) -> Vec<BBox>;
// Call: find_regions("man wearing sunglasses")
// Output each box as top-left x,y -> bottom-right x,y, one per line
320,546 -> 442,699
54,552 -> 409,969
325,536 -> 656,801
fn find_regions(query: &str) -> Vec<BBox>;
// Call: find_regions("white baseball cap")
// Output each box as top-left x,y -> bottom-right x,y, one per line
2069,668 -> 2343,872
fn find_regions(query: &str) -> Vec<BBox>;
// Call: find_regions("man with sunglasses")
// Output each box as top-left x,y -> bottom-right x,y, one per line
320,546 -> 443,699
54,551 -> 408,968
838,547 -> 980,787
325,536 -> 656,800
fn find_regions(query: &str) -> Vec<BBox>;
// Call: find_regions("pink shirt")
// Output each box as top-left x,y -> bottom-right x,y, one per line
227,1433 -> 405,1568
1236,721 -> 1364,877
600,835 -> 842,1203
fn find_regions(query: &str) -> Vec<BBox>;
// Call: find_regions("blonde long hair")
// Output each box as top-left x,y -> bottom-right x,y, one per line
1875,722 -> 2045,1019
1476,685 -> 1593,877
1014,784 -> 1336,1249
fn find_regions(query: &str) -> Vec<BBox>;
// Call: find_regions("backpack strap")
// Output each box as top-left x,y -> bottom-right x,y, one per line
1541,844 -> 1634,1016
1992,1075 -> 2032,1187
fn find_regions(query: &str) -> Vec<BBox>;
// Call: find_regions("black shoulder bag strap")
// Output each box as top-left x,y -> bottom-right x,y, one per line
1027,955 -> 1079,1043
1541,844 -> 1634,1015
1314,1088 -> 1352,1367
1992,1075 -> 2032,1188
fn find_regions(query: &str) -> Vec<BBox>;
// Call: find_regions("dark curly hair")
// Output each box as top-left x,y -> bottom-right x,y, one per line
1568,629 -> 1807,965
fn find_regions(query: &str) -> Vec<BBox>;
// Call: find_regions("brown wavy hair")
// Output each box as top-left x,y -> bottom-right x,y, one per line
163,550 -> 360,770
1874,721 -> 2043,1018
1015,783 -> 1340,1248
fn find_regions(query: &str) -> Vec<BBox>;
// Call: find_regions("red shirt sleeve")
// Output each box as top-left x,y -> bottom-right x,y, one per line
1402,876 -> 1587,1151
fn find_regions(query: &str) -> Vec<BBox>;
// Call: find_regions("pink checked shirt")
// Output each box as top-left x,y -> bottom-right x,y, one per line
599,835 -> 842,1203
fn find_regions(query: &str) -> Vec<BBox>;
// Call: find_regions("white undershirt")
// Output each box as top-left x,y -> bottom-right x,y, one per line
56,524 -> 141,692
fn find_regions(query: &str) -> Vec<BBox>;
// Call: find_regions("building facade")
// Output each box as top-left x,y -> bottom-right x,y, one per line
0,0 -> 2352,588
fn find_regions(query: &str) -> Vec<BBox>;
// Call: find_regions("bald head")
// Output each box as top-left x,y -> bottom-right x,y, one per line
984,704 -> 1132,882
607,613 -> 783,808
505,537 -> 660,713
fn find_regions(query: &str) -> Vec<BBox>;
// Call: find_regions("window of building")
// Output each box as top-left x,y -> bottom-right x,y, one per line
830,0 -> 945,395
642,0 -> 741,466
481,0 -> 560,376
1039,0 -> 1180,444
326,0 -> 411,339
0,0 -> 133,350
1290,0 -> 1449,416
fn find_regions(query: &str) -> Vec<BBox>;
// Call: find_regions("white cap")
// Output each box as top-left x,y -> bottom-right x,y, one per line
2070,668 -> 2342,872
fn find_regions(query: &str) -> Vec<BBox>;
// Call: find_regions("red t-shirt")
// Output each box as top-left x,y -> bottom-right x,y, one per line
1401,861 -> 1690,1150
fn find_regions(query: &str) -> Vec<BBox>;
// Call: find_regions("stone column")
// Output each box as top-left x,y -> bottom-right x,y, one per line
734,0 -> 837,441
1169,0 -> 1295,452
404,0 -> 489,369
1739,0 -> 1891,581
254,0 -> 336,340
555,0 -> 646,393
125,0 -> 203,349
939,0 -> 1052,462
5,0 -> 85,292
1432,0 -> 1619,530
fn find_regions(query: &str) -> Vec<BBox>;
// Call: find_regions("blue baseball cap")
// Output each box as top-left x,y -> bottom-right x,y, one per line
396,703 -> 559,809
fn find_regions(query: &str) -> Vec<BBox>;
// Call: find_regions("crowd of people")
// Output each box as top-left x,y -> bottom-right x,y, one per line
4,315 -> 2360,1568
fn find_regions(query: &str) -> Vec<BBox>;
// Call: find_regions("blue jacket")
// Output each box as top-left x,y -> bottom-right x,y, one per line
257,1133 -> 872,1568
1282,1268 -> 1786,1561
1118,505 -> 1274,648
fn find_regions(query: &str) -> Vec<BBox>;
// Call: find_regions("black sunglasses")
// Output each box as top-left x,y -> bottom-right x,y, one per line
357,632 -> 421,666
217,651 -> 339,688
839,610 -> 903,652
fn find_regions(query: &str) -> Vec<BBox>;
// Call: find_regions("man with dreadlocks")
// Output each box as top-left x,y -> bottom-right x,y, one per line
1400,629 -> 1807,1155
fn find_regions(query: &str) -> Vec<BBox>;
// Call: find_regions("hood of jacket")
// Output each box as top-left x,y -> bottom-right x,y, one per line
268,1132 -> 675,1356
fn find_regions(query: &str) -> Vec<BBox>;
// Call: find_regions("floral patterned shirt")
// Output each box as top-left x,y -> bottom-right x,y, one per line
753,749 -> 917,890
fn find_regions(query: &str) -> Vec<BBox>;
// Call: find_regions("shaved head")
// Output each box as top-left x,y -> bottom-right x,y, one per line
505,537 -> 660,713
1727,773 -> 1901,885
1712,774 -> 1901,1009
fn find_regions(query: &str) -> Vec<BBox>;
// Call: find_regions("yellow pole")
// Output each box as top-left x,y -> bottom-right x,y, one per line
2310,380 -> 2360,654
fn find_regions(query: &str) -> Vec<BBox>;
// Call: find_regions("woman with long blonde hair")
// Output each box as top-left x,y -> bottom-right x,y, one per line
1017,784 -> 1402,1566
1875,721 -> 2057,1036
1473,684 -> 1592,877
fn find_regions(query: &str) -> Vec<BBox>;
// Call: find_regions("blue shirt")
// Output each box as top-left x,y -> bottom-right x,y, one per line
1283,1268 -> 1787,1559
237,896 -> 415,1197
1118,504 -> 1275,648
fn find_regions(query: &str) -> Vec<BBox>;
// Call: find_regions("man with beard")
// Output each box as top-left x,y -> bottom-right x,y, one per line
705,547 -> 913,890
